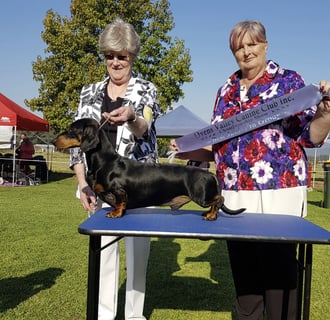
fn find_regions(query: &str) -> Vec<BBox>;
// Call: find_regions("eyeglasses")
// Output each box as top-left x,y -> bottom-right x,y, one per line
104,53 -> 129,61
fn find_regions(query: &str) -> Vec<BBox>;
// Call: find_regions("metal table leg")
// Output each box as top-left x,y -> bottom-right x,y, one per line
297,244 -> 305,320
303,244 -> 313,320
85,235 -> 124,320
86,235 -> 101,320
297,243 -> 313,320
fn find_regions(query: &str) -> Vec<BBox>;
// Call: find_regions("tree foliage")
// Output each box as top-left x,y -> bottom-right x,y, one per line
26,0 -> 193,133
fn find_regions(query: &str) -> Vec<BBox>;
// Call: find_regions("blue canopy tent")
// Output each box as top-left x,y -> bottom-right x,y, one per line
156,105 -> 209,137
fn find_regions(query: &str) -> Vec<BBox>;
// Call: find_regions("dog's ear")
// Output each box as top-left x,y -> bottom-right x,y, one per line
80,125 -> 99,152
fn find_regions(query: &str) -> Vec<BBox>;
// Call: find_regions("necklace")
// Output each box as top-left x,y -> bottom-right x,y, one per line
108,80 -> 128,100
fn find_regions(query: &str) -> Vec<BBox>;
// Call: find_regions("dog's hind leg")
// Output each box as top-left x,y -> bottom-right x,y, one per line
162,195 -> 191,210
202,204 -> 219,221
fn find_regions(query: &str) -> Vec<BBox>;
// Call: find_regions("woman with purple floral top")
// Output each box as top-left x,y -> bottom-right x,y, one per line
170,20 -> 330,319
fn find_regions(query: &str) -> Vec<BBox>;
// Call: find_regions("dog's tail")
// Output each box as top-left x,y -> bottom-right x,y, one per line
220,203 -> 246,215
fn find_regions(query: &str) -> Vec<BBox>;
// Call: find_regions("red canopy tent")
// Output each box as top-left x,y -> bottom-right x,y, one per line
0,93 -> 49,132
0,93 -> 50,185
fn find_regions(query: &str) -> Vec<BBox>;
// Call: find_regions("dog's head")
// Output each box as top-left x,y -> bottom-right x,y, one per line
54,118 -> 100,152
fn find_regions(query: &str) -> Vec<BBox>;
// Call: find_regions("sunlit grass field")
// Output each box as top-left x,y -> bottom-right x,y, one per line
0,151 -> 329,319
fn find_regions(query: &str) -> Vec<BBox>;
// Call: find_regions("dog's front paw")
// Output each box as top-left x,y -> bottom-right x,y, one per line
106,207 -> 124,218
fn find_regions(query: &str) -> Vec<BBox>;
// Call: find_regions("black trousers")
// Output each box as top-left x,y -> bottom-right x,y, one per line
227,241 -> 298,320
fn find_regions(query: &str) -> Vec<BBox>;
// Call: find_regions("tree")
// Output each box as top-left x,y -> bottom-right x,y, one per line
26,0 -> 193,133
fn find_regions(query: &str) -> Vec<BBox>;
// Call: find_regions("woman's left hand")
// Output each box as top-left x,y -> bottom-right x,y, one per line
318,80 -> 330,114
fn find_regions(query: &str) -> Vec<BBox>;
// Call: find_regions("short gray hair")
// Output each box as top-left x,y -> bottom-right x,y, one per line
99,17 -> 140,56
229,20 -> 267,52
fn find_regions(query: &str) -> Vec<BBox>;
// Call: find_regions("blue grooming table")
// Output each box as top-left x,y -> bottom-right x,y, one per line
78,208 -> 330,320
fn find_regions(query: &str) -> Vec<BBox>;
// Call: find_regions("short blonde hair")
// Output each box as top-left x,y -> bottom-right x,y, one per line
229,20 -> 267,52
99,17 -> 140,56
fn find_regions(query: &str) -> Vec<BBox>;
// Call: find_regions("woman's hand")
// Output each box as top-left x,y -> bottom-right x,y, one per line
102,105 -> 148,138
79,184 -> 97,213
169,139 -> 179,152
309,80 -> 330,144
318,80 -> 330,114
168,139 -> 186,159
102,105 -> 135,125
168,139 -> 214,161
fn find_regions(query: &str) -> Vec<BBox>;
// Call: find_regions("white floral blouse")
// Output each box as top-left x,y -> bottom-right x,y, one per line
69,75 -> 160,168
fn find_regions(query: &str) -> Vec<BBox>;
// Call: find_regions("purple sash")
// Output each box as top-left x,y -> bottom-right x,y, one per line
176,84 -> 323,152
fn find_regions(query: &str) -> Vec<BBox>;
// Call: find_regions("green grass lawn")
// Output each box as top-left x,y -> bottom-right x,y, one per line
0,152 -> 329,319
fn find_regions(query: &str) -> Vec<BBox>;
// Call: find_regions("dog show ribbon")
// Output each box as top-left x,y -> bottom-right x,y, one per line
175,84 -> 324,153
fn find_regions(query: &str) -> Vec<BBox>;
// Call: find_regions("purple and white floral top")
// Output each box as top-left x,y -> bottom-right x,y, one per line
212,60 -> 321,191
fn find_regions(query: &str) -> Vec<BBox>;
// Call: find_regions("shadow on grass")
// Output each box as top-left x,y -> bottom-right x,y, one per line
47,170 -> 75,182
307,200 -> 323,207
0,267 -> 64,312
117,238 -> 235,318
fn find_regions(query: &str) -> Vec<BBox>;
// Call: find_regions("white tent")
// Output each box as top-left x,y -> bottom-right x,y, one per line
0,126 -> 13,149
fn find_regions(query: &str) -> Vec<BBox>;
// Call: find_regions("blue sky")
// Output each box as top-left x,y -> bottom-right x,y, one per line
1,0 -> 329,122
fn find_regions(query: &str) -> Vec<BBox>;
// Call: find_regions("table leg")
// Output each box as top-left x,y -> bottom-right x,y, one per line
86,235 -> 101,320
297,244 -> 305,320
85,236 -> 124,320
297,243 -> 313,320
302,244 -> 312,320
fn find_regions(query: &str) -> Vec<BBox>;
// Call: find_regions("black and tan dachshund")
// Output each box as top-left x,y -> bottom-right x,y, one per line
55,118 -> 245,220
